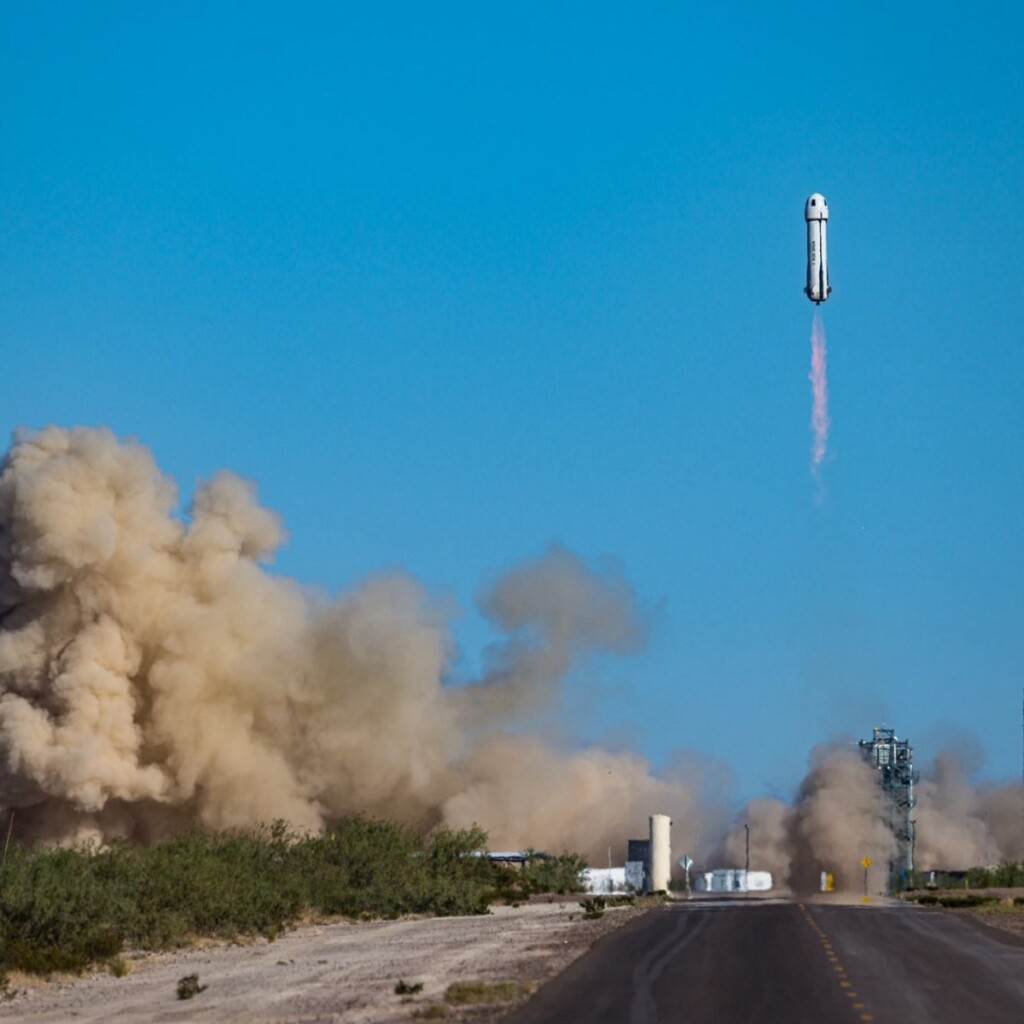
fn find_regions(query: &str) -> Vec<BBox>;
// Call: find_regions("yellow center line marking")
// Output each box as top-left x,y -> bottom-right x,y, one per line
800,906 -> 874,1022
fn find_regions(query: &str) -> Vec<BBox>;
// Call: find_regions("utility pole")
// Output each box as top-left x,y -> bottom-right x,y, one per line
2,810 -> 14,866
744,823 -> 750,876
910,819 -> 917,888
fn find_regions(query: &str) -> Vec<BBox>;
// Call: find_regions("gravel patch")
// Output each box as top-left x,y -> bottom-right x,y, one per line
0,899 -> 650,1023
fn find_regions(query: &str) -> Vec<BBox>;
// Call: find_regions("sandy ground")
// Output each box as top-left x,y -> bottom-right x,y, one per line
0,899 -> 649,1023
905,887 -> 1024,940
957,904 -> 1024,939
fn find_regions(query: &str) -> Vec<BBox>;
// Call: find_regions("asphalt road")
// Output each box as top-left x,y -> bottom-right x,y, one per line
506,898 -> 1024,1024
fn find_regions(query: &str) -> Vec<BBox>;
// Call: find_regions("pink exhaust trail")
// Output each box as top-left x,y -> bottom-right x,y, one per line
809,312 -> 830,475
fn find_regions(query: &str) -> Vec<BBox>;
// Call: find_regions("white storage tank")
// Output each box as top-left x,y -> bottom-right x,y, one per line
648,814 -> 671,893
694,869 -> 773,893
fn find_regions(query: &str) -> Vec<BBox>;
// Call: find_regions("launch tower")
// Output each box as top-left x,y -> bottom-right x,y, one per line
858,726 -> 917,891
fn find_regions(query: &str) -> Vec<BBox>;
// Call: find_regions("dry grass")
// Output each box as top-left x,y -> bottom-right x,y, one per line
107,957 -> 131,978
906,888 -> 1024,939
967,901 -> 1024,938
412,1005 -> 449,1019
975,902 -> 1024,915
444,980 -> 533,1005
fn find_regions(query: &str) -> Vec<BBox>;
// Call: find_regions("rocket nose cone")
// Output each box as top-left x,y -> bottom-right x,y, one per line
805,193 -> 828,219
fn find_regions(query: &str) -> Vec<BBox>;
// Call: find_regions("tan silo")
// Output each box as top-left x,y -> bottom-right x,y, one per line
648,813 -> 671,893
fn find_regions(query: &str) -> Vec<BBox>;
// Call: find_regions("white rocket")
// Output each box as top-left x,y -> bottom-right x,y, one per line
804,193 -> 831,304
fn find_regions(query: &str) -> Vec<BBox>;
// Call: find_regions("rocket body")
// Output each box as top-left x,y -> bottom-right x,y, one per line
804,193 -> 831,304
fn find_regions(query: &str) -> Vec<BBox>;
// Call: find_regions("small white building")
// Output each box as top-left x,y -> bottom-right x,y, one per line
695,869 -> 773,893
582,867 -> 630,894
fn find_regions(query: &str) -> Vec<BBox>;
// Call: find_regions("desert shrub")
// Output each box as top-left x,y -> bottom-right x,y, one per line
943,895 -> 998,908
412,1006 -> 449,1019
520,851 -> 587,895
909,893 -> 999,908
0,817 -> 551,975
487,851 -> 586,904
908,864 -> 1024,894
915,894 -> 998,909
108,956 -> 131,977
967,863 -> 1024,889
444,980 -> 530,1005
177,973 -> 207,999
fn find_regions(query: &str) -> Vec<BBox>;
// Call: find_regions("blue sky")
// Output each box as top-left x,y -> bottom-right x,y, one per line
2,3 -> 1022,804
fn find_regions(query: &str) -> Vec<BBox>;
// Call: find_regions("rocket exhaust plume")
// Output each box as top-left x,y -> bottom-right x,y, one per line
809,312 -> 830,476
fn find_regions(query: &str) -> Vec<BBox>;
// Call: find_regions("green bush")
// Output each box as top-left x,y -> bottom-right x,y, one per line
520,851 -> 587,895
968,863 -> 1024,889
907,863 -> 1024,893
943,895 -> 997,908
911,893 -> 998,908
487,851 -> 586,904
0,818 -> 563,975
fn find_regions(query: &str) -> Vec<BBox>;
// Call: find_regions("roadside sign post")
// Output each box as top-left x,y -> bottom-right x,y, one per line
679,855 -> 694,896
861,856 -> 873,900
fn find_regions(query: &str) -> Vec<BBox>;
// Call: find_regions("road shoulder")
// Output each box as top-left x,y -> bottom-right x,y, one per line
1,897 -> 654,1023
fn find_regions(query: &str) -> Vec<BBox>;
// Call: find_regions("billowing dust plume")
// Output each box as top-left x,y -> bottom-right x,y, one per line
809,312 -> 830,476
914,751 -> 1024,869
720,743 -> 1024,892
0,426 -> 710,857
720,745 -> 894,892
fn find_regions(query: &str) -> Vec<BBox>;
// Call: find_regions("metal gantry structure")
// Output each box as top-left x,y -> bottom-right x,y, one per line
858,726 -> 918,890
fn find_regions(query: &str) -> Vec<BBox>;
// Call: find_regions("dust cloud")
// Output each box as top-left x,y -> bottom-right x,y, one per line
721,744 -> 1024,891
3,427 -> 1021,874
0,426 -> 708,858
914,752 -> 1024,869
720,745 -> 895,892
